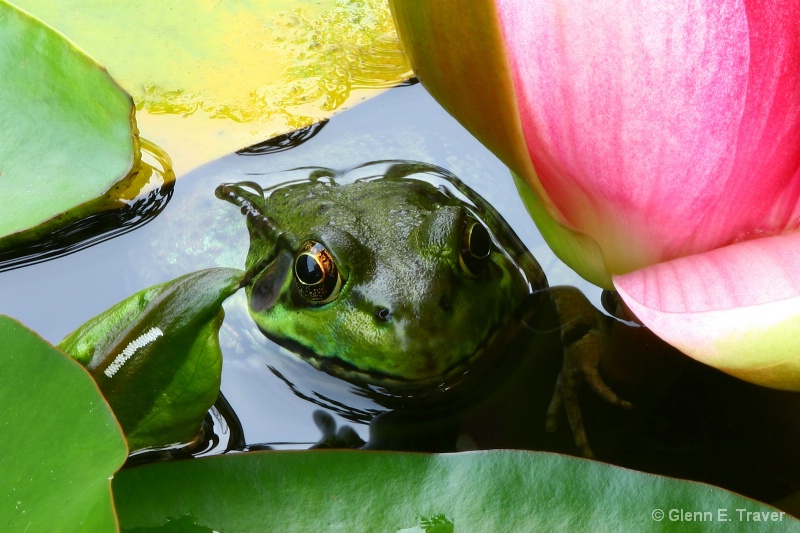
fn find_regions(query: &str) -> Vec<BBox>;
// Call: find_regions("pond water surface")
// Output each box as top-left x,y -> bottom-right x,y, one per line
0,83 -> 590,444
1,82 -> 798,507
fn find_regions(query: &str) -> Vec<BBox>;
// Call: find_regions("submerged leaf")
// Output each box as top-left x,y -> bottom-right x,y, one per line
59,268 -> 245,451
113,449 -> 799,531
0,0 -> 154,251
0,315 -> 126,531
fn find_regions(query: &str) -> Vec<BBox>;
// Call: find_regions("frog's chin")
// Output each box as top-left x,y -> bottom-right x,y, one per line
262,322 -> 514,409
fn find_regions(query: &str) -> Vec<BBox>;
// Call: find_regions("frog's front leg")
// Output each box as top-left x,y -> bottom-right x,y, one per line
545,286 -> 632,458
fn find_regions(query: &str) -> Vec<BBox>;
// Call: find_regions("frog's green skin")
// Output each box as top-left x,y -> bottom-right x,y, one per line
217,161 -> 628,456
217,163 -> 545,387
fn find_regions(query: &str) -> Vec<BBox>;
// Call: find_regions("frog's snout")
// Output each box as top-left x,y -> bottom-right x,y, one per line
371,283 -> 454,326
372,301 -> 450,322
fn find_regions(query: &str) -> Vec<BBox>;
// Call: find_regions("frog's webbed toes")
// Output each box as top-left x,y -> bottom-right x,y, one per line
579,351 -> 633,410
546,341 -> 632,458
546,361 -> 594,458
547,286 -> 632,458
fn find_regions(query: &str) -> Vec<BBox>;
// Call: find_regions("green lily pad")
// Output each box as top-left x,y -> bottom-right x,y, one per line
0,0 -> 149,255
0,315 -> 127,531
59,268 -> 245,451
113,449 -> 798,531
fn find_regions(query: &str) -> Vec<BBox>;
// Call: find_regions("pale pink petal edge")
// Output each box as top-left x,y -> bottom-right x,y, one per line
613,232 -> 800,391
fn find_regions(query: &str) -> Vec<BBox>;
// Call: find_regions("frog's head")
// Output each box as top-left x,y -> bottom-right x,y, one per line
216,163 -> 543,390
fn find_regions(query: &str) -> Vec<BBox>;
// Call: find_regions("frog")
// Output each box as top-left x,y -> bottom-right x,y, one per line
215,160 -> 629,457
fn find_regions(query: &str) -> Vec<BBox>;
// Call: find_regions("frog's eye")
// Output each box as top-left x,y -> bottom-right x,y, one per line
294,241 -> 343,304
459,218 -> 492,277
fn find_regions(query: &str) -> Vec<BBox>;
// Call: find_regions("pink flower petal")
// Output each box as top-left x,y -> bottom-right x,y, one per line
496,0 -> 800,274
614,232 -> 800,390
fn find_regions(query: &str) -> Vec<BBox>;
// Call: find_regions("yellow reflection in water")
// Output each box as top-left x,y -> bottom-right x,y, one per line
15,0 -> 412,174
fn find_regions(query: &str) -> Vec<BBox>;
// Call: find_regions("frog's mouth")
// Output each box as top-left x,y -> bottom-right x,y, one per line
256,293 -> 543,408
269,328 -> 496,386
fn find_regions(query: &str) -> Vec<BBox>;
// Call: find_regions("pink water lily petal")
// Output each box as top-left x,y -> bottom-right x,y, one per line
388,1 -> 545,204
614,232 -> 800,390
496,0 -> 800,275
513,173 -> 613,288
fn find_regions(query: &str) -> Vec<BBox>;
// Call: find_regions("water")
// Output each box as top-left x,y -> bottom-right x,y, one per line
1,83 -> 798,504
0,82 -> 585,449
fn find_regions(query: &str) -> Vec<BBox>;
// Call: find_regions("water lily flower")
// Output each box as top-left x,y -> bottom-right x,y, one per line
389,1 -> 800,390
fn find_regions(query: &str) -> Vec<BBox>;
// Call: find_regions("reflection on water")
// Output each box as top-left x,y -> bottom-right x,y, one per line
237,120 -> 329,156
0,138 -> 175,271
275,3 -> 414,113
1,83 -> 798,506
134,0 -> 414,125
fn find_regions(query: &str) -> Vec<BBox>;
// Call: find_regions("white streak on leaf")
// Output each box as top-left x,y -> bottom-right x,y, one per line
104,327 -> 164,378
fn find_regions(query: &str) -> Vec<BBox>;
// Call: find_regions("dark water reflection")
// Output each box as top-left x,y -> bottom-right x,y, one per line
1,84 -> 798,507
0,140 -> 174,272
236,120 -> 329,156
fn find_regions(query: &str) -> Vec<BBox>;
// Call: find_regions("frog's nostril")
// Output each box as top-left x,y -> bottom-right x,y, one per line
438,297 -> 451,312
375,307 -> 392,321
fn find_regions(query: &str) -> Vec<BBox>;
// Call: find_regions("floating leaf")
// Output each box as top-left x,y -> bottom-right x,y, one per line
113,449 -> 799,531
0,0 -> 156,254
59,268 -> 244,451
0,315 -> 127,531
